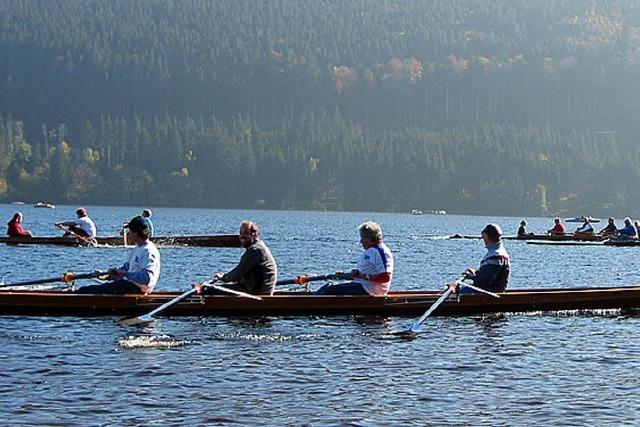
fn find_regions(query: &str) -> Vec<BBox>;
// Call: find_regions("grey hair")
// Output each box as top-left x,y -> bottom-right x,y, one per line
359,221 -> 383,241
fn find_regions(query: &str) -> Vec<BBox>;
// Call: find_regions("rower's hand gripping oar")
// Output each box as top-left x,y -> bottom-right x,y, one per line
118,280 -> 264,326
0,270 -> 107,289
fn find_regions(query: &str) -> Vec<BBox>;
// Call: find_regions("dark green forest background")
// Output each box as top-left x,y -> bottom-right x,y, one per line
1,0 -> 640,215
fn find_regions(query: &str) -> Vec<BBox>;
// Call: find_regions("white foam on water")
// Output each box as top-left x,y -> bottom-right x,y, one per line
118,334 -> 191,349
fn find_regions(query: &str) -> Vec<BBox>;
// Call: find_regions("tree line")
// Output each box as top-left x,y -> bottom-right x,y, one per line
1,0 -> 639,215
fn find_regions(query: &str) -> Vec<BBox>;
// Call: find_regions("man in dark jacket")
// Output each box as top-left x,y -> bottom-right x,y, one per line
210,220 -> 277,295
451,223 -> 510,293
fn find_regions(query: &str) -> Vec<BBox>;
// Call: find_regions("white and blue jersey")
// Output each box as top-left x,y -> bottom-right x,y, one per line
354,242 -> 394,296
119,240 -> 161,292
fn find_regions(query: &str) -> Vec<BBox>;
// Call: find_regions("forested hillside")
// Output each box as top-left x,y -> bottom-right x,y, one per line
1,0 -> 640,215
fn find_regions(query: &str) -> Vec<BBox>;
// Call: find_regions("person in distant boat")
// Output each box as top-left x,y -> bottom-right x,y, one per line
547,218 -> 566,235
75,216 -> 160,294
6,212 -> 33,237
141,209 -> 155,237
315,221 -> 394,296
207,220 -> 277,295
635,221 -> 640,237
517,220 -> 534,238
598,218 -> 618,236
449,223 -> 510,293
617,218 -> 638,241
575,218 -> 594,234
56,207 -> 97,238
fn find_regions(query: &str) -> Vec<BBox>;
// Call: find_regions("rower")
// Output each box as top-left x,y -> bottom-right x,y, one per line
547,218 -> 566,235
450,223 -> 510,294
56,207 -> 97,238
75,216 -> 161,294
7,212 -> 33,237
207,220 -> 277,295
315,221 -> 394,296
616,218 -> 638,241
517,220 -> 533,238
575,218 -> 594,234
141,208 -> 155,237
598,217 -> 617,236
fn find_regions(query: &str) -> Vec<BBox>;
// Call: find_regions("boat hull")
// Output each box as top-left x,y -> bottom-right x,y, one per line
0,234 -> 240,247
452,234 -> 604,242
0,287 -> 639,317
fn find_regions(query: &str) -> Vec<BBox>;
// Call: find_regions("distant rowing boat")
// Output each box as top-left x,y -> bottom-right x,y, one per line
450,233 -> 604,242
566,216 -> 601,223
33,201 -> 55,209
0,286 -> 638,317
0,234 -> 240,247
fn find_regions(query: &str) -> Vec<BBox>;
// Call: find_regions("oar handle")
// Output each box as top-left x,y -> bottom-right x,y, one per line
276,271 -> 352,286
0,270 -> 106,288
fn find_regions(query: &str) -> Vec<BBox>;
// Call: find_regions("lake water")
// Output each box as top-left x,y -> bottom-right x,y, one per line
1,204 -> 639,425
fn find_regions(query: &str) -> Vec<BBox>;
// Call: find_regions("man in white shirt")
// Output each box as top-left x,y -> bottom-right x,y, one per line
75,216 -> 161,294
316,221 -> 393,296
57,207 -> 97,238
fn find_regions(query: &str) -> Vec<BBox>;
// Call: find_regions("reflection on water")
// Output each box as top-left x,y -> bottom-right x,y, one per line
1,206 -> 640,424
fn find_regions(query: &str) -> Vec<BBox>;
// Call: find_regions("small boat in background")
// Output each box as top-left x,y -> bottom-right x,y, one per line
411,209 -> 424,215
34,201 -> 55,209
11,201 -> 25,205
566,216 -> 600,223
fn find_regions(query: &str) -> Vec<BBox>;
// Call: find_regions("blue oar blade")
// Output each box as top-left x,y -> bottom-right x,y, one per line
408,322 -> 423,334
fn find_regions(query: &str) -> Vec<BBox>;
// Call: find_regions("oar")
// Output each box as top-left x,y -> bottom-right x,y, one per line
55,224 -> 97,247
118,286 -> 204,326
458,282 -> 501,299
0,270 -> 106,288
276,272 -> 349,286
208,283 -> 263,301
396,275 -> 466,338
118,280 -> 263,326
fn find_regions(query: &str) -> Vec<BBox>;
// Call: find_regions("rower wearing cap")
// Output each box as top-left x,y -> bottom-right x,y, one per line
75,216 -> 161,294
451,223 -> 510,293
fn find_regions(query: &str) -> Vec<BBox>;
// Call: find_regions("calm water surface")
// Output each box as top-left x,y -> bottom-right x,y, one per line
1,205 -> 639,425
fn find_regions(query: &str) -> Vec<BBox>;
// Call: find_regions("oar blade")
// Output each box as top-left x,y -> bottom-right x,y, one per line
392,322 -> 423,338
118,314 -> 155,327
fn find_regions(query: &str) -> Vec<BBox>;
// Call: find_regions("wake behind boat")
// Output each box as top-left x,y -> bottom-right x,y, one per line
0,286 -> 639,318
0,234 -> 240,247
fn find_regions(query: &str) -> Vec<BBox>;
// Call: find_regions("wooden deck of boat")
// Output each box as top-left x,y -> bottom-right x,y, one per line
0,287 -> 639,318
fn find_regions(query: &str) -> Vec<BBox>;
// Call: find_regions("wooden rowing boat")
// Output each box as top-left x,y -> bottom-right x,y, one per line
604,239 -> 640,247
0,286 -> 639,317
0,234 -> 240,247
451,233 -> 604,242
